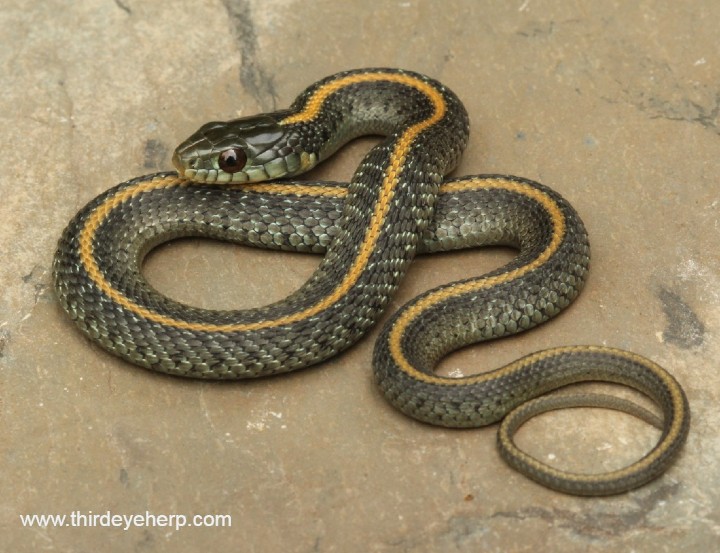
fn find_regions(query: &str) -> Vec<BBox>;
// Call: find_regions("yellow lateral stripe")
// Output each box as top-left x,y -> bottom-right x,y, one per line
232,183 -> 349,197
496,346 -> 688,480
79,72 -> 447,333
234,179 -> 501,198
388,177 -> 688,464
388,177 -> 568,385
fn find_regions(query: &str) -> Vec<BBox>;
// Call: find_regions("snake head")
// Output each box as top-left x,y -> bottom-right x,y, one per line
172,114 -> 318,184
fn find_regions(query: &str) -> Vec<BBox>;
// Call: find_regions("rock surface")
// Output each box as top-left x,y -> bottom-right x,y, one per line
2,1 -> 718,551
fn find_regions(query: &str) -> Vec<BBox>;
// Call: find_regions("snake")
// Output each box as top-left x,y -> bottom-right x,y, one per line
53,68 -> 689,495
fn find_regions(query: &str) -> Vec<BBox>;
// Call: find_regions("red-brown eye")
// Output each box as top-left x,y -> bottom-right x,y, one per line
218,148 -> 247,173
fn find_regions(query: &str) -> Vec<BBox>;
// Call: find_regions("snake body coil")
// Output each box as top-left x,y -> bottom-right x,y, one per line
53,68 -> 689,495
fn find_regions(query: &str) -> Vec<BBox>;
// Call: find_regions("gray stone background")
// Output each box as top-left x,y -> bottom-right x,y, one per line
2,1 -> 718,551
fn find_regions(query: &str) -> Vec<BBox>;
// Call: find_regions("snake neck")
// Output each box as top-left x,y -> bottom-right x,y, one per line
280,68 -> 470,174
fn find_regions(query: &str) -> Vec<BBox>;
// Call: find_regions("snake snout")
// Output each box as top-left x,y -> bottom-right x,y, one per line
172,142 -> 210,181
171,149 -> 186,175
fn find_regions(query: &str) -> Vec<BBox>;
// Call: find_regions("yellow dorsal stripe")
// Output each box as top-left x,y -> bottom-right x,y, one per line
280,71 -> 439,125
388,178 -> 568,385
79,72 -> 447,333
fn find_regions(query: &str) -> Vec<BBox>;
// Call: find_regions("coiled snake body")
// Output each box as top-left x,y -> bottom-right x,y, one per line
53,68 -> 689,495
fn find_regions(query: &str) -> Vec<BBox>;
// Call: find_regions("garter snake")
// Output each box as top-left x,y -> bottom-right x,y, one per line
53,68 -> 689,495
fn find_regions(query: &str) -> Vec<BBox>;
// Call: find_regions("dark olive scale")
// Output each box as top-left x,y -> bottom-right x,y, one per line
53,68 -> 689,496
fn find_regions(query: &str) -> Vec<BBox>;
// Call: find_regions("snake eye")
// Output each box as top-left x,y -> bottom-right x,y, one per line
218,148 -> 247,174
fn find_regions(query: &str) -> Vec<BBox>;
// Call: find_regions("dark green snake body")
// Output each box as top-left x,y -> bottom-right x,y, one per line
53,68 -> 689,495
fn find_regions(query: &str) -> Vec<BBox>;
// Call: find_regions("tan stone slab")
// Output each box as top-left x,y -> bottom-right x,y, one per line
2,1 -> 718,551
